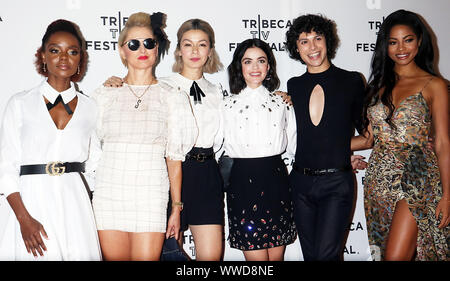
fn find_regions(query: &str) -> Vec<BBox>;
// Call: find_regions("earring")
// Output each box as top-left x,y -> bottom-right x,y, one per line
43,63 -> 47,72
77,65 -> 80,75
265,69 -> 272,81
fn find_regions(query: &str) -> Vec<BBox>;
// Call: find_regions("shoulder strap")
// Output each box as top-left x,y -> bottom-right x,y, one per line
218,83 -> 229,98
78,172 -> 93,201
420,77 -> 434,93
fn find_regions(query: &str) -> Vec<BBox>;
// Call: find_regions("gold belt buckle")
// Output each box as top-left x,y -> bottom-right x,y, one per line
45,161 -> 66,176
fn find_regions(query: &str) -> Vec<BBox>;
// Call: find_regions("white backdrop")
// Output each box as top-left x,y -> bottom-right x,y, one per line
0,0 -> 449,261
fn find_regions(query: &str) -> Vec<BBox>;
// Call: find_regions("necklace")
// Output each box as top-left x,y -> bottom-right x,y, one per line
124,77 -> 156,109
127,84 -> 151,108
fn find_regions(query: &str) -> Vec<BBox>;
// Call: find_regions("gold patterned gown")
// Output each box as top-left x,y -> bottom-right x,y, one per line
364,92 -> 449,261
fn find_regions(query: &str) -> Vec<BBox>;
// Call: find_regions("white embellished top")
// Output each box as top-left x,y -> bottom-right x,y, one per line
220,86 -> 297,159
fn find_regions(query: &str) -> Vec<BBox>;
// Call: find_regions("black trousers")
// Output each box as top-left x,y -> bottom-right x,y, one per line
290,169 -> 354,261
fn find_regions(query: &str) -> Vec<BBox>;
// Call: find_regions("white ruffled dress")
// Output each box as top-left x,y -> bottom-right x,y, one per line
91,81 -> 197,233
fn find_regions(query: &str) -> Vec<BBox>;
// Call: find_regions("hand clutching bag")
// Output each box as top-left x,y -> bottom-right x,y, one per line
218,154 -> 233,192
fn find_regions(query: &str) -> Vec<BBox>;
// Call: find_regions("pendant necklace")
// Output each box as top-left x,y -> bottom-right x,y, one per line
127,84 -> 151,109
125,78 -> 155,109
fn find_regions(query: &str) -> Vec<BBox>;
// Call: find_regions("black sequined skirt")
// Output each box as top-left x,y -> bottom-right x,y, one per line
226,154 -> 297,251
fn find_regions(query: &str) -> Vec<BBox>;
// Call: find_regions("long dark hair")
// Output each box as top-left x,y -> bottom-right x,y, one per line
362,9 -> 435,132
228,38 -> 280,94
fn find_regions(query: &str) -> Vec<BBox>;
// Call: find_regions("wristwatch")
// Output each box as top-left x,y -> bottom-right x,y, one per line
172,201 -> 184,211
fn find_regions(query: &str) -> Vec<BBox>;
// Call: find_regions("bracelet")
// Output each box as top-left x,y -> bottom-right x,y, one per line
172,201 -> 184,211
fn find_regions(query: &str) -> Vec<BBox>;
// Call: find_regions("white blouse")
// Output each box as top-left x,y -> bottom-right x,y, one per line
221,86 -> 297,159
160,73 -> 223,150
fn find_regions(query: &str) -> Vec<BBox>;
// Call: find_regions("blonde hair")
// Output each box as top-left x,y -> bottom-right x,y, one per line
118,12 -> 153,66
172,19 -> 223,74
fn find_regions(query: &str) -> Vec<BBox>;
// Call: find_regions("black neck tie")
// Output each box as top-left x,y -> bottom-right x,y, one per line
46,95 -> 73,115
190,81 -> 205,104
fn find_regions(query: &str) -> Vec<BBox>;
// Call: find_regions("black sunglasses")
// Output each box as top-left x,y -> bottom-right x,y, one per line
123,38 -> 157,51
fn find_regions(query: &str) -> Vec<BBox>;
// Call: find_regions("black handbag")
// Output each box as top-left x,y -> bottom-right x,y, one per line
218,154 -> 234,192
78,172 -> 93,201
160,237 -> 190,261
161,196 -> 190,261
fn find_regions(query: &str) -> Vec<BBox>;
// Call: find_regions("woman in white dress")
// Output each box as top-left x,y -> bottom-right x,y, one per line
103,18 -> 225,261
0,19 -> 101,260
92,12 -> 197,261
222,38 -> 297,261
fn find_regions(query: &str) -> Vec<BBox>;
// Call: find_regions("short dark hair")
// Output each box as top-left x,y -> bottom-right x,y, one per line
34,19 -> 88,82
227,38 -> 280,94
285,14 -> 339,64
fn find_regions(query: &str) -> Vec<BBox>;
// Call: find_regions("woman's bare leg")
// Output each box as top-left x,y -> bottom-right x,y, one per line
243,249 -> 269,261
243,245 -> 286,261
98,230 -> 130,261
268,245 -> 286,261
384,199 -> 418,261
190,224 -> 223,261
129,232 -> 165,261
98,230 -> 165,261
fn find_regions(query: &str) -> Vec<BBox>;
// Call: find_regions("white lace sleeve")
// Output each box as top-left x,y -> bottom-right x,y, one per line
165,87 -> 198,161
90,86 -> 116,142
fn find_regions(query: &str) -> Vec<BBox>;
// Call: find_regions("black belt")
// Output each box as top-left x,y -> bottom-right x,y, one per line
293,163 -> 351,176
20,162 -> 85,176
186,147 -> 215,162
185,152 -> 214,162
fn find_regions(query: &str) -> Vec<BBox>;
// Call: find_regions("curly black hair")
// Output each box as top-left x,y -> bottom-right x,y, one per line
285,14 -> 339,64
